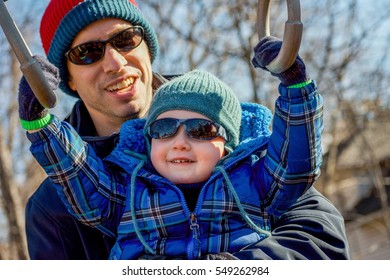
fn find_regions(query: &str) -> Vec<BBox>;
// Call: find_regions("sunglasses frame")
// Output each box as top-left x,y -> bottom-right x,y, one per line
147,118 -> 228,141
65,26 -> 144,65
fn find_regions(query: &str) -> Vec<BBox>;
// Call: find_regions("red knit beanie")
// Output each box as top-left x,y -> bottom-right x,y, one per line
40,0 -> 138,55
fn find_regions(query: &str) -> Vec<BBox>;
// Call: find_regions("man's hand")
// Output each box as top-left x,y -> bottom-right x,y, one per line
200,252 -> 239,260
138,254 -> 185,260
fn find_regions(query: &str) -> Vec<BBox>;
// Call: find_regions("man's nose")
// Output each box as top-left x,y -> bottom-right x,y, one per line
101,44 -> 127,73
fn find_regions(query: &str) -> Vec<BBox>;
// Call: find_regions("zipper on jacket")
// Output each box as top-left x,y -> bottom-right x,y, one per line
186,213 -> 201,259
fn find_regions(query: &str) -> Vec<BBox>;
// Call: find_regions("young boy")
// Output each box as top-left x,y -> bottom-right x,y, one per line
20,39 -> 323,260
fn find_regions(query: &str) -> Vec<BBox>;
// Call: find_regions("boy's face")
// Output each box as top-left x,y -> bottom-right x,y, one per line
150,110 -> 226,185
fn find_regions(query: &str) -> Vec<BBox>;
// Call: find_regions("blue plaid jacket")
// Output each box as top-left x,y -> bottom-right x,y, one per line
28,81 -> 323,259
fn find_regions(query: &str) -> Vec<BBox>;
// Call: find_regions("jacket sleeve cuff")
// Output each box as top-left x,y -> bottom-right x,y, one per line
20,114 -> 53,130
278,80 -> 317,100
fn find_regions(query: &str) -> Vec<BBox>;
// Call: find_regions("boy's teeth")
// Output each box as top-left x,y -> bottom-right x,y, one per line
172,160 -> 191,163
107,77 -> 134,92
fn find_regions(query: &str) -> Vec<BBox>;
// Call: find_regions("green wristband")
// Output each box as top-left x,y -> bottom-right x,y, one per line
20,114 -> 53,130
287,80 -> 312,89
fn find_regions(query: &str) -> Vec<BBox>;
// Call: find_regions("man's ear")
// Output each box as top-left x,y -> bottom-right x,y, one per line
68,77 -> 76,91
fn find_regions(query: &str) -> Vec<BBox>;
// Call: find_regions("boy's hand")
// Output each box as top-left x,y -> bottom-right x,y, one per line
252,36 -> 308,86
18,55 -> 59,130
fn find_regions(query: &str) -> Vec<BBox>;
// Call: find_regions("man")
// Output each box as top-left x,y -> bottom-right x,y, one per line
25,0 -> 350,259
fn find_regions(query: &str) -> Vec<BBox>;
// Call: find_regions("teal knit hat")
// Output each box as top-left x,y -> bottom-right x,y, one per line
40,0 -> 159,98
144,69 -> 242,153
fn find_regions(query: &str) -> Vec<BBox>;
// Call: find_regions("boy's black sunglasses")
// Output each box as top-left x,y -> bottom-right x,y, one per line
147,118 -> 228,141
65,26 -> 144,65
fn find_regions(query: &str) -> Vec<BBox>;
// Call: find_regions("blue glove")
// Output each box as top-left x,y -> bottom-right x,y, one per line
18,55 -> 59,130
252,36 -> 309,86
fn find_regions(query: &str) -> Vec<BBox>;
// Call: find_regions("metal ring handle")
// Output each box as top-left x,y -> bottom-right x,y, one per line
257,0 -> 303,74
0,0 -> 57,108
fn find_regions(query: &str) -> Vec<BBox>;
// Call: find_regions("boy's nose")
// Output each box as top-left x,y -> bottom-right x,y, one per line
172,126 -> 191,150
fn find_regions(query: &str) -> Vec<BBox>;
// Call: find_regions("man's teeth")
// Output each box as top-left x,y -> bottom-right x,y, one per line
107,77 -> 134,92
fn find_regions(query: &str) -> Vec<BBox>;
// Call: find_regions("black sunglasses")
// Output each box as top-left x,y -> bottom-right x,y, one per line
65,26 -> 144,65
147,118 -> 228,141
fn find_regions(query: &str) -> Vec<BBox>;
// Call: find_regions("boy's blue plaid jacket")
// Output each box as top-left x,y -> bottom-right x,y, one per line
28,81 -> 323,259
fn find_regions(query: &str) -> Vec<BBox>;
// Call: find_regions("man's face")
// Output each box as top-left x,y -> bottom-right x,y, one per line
67,18 -> 154,136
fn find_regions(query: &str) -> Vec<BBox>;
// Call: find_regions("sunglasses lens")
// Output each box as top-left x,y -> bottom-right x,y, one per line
67,42 -> 104,65
149,119 -> 178,139
149,118 -> 224,140
66,27 -> 144,65
186,119 -> 219,139
113,27 -> 143,51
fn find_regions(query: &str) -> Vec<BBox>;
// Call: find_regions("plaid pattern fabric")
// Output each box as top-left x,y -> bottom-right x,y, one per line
262,82 -> 323,217
27,81 -> 323,259
109,167 -> 270,259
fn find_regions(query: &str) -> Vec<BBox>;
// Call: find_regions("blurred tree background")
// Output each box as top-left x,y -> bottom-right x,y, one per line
0,0 -> 389,259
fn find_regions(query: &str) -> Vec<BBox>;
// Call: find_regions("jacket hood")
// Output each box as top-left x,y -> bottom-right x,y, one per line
110,102 -> 272,165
